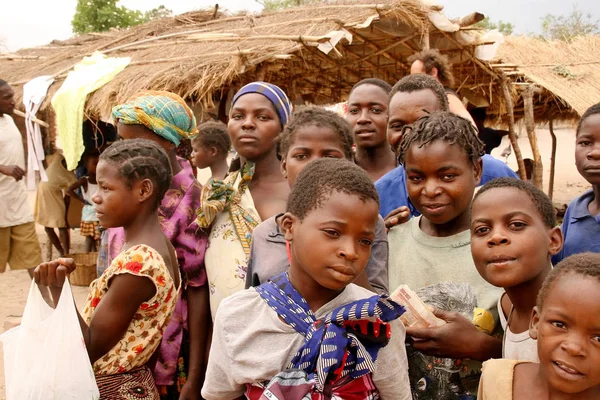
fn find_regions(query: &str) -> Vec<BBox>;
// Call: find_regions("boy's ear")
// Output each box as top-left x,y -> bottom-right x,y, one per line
280,212 -> 296,241
473,157 -> 483,186
135,178 -> 155,204
280,158 -> 288,179
548,226 -> 564,256
529,306 -> 541,340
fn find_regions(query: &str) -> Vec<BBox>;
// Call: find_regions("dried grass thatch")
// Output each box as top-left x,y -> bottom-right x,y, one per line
1,0 -> 496,124
491,35 -> 600,122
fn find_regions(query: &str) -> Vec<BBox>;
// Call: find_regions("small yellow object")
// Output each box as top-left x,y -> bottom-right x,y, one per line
473,307 -> 495,334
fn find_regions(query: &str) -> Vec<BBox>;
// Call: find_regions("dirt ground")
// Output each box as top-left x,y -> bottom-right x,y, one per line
0,128 -> 591,398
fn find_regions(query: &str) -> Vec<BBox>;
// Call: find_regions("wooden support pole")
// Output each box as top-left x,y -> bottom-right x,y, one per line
548,118 -> 557,200
12,109 -> 50,128
523,85 -> 543,189
421,29 -> 430,50
501,78 -> 527,180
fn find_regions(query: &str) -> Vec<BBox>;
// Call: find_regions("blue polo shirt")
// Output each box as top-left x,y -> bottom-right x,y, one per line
552,189 -> 600,264
375,154 -> 519,218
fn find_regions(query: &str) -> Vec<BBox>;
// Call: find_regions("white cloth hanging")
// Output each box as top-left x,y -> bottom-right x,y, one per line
22,76 -> 54,190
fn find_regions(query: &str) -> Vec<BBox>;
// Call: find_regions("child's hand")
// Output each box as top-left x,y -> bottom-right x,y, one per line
384,206 -> 410,230
405,308 -> 501,361
34,258 -> 76,288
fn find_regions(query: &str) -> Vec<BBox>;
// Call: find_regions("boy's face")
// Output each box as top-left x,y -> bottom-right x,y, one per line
471,187 -> 563,289
191,141 -> 214,169
387,89 -> 441,153
282,191 -> 378,292
530,274 -> 600,396
575,114 -> 600,186
405,140 -> 481,225
345,84 -> 389,149
281,124 -> 346,186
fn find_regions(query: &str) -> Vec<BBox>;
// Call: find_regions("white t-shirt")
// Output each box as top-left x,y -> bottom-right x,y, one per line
0,115 -> 33,227
202,284 -> 412,400
498,297 -> 539,362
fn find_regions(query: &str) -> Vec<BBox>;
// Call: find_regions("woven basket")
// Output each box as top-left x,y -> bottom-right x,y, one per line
66,252 -> 98,286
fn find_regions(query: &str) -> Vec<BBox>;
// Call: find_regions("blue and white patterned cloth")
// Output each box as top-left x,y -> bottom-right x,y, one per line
231,82 -> 293,126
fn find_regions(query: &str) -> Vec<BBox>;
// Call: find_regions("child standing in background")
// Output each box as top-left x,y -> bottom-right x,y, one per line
553,103 -> 600,263
34,152 -> 77,256
478,252 -> 600,399
471,178 -> 563,361
202,159 -> 411,400
67,150 -> 100,252
191,121 -> 231,181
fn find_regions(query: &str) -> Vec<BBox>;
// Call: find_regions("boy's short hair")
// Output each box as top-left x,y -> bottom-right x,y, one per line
277,106 -> 354,161
407,49 -> 455,87
349,78 -> 392,95
474,178 -> 557,229
537,252 -> 600,310
576,102 -> 600,136
397,111 -> 484,166
287,158 -> 378,220
389,74 -> 449,112
193,121 -> 231,155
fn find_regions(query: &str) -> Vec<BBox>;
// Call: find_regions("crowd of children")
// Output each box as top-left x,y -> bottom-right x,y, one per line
16,66 -> 599,400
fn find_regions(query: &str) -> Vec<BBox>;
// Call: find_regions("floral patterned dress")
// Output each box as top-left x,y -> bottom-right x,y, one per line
83,245 -> 178,376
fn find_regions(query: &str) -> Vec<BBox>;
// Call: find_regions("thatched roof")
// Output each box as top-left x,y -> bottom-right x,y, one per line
491,35 -> 600,121
1,0 -> 497,121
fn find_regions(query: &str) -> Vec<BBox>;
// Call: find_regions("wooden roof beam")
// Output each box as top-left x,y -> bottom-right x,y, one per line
345,28 -> 409,70
438,30 -> 500,80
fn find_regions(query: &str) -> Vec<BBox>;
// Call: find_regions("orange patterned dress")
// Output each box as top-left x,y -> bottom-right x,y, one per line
83,245 -> 178,376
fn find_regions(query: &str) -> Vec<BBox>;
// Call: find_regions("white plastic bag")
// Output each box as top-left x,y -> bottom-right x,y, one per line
0,279 -> 99,399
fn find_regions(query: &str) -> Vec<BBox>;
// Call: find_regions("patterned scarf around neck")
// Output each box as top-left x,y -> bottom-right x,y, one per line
255,272 -> 405,393
196,161 -> 259,258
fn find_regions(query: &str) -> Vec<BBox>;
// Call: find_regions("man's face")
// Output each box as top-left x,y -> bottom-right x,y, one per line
0,84 -> 15,116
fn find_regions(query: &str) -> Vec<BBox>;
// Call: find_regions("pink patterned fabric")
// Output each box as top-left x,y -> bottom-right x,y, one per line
105,158 -> 207,386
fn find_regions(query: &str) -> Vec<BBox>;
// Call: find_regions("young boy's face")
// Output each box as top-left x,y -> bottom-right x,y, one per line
191,141 -> 213,169
346,84 -> 389,150
471,187 -> 562,289
405,140 -> 481,225
281,125 -> 346,186
283,191 -> 378,292
575,114 -> 600,186
530,274 -> 600,396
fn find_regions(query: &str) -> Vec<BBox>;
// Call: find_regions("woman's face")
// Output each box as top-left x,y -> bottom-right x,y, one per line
228,93 -> 281,161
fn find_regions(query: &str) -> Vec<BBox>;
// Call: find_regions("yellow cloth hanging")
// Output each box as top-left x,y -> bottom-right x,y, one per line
51,52 -> 130,170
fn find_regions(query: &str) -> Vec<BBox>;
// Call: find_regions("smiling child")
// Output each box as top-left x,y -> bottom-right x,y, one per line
471,178 -> 563,361
478,252 -> 600,399
202,158 -> 411,400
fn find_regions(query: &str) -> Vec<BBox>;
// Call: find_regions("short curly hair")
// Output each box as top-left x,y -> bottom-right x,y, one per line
99,138 -> 172,210
474,178 -> 557,229
408,48 -> 455,87
576,102 -> 600,136
537,252 -> 600,310
349,78 -> 392,96
277,106 -> 354,161
287,158 -> 379,220
390,74 -> 449,112
397,111 -> 484,166
193,121 -> 231,156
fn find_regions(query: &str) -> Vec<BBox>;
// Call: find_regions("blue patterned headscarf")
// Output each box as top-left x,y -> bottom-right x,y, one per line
231,82 -> 293,127
112,90 -> 198,146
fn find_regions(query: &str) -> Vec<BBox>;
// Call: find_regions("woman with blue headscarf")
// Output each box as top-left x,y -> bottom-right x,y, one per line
103,91 -> 210,399
197,82 -> 293,319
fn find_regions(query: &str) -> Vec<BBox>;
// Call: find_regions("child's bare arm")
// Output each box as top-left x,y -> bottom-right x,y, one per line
405,308 -> 502,361
67,177 -> 89,204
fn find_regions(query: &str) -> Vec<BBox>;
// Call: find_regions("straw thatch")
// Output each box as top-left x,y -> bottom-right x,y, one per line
491,35 -> 600,122
1,0 -> 496,124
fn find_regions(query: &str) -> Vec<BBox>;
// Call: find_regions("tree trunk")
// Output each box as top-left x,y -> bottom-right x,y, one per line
501,79 -> 526,180
548,118 -> 558,200
523,85 -> 543,189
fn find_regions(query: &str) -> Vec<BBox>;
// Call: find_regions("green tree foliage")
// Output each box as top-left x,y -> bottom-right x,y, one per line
72,0 -> 172,35
541,6 -> 599,41
475,16 -> 514,36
